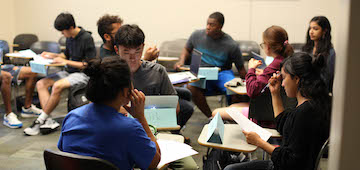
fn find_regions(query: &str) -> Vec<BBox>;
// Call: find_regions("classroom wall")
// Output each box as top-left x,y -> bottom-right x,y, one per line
0,0 -> 15,46
4,0 -> 337,51
329,0 -> 360,169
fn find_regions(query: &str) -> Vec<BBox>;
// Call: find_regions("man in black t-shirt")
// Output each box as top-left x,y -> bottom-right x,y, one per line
24,13 -> 96,136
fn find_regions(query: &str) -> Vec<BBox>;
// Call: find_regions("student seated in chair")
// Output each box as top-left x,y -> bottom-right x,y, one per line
174,12 -> 246,118
58,56 -> 161,170
24,12 -> 96,136
224,52 -> 331,170
212,26 -> 294,121
114,24 -> 198,170
0,65 -> 41,128
96,14 -> 159,60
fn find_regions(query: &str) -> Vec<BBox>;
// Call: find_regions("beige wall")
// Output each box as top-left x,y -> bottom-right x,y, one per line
6,0 -> 337,50
329,0 -> 360,169
0,0 -> 15,46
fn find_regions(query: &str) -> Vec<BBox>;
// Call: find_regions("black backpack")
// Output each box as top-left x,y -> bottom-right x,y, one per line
67,83 -> 89,112
203,148 -> 244,170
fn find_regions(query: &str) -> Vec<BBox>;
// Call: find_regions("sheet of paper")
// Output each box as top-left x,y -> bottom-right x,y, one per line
157,139 -> 198,168
168,72 -> 194,84
18,49 -> 37,58
33,55 -> 53,64
226,108 -> 272,141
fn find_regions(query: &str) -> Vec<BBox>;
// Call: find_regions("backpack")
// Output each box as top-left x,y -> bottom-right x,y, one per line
67,83 -> 89,112
203,148 -> 245,170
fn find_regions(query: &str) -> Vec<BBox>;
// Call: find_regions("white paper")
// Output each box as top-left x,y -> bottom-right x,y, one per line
18,49 -> 37,58
33,55 -> 54,64
157,139 -> 198,168
226,108 -> 272,141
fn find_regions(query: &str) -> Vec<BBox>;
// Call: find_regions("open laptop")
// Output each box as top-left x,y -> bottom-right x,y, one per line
145,95 -> 179,109
143,95 -> 179,128
168,49 -> 202,84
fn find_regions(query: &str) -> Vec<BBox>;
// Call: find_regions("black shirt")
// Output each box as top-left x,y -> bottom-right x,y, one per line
99,44 -> 117,58
64,27 -> 96,73
271,101 -> 330,170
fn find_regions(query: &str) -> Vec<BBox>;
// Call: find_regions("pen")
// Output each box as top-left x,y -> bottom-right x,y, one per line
261,73 -> 280,93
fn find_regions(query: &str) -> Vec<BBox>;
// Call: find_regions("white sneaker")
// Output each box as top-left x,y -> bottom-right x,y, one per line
24,119 -> 42,136
21,104 -> 42,118
40,118 -> 60,134
3,112 -> 23,129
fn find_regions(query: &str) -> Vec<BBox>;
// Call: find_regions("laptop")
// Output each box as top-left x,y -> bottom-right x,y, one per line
143,95 -> 179,128
168,49 -> 202,84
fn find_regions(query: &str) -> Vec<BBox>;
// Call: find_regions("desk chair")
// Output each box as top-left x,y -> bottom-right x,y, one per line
95,41 -> 103,58
291,43 -> 305,53
43,149 -> 119,170
236,40 -> 260,62
13,34 -> 38,52
248,88 -> 297,128
314,139 -> 329,170
30,41 -> 61,54
58,36 -> 66,53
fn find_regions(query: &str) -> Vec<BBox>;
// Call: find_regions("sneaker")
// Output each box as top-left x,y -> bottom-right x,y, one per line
21,104 -> 42,118
24,120 -> 42,136
3,112 -> 23,128
40,118 -> 60,135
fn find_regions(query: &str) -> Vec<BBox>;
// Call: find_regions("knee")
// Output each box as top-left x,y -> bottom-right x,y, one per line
36,79 -> 51,90
1,72 -> 12,84
52,82 -> 67,94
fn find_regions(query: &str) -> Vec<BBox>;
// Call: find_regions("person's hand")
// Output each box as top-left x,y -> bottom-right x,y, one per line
174,60 -> 184,70
144,46 -> 160,61
53,57 -> 66,64
243,130 -> 262,146
123,89 -> 146,120
255,68 -> 264,76
268,71 -> 281,94
41,52 -> 58,59
248,58 -> 263,69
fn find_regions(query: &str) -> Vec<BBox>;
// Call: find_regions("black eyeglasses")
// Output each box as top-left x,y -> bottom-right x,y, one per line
260,43 -> 265,49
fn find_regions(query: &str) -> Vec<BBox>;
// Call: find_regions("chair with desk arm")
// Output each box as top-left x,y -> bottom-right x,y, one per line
30,41 -> 61,54
13,34 -> 38,52
43,149 -> 119,170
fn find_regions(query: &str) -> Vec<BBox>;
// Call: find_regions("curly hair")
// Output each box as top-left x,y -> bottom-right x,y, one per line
97,14 -> 123,43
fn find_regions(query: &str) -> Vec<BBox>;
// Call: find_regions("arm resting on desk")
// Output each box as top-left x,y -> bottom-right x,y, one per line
174,47 -> 191,70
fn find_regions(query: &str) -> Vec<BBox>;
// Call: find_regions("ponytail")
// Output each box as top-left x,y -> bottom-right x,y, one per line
263,25 -> 294,58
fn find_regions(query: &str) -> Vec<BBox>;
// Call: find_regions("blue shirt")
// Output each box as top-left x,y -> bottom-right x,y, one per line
58,103 -> 156,170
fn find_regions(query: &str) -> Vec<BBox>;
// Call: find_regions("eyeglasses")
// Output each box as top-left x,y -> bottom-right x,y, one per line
260,43 -> 265,49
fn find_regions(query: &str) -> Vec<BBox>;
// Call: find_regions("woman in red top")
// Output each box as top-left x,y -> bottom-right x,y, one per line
212,25 -> 294,120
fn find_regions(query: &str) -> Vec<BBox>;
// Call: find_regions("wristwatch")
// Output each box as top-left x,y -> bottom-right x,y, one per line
148,124 -> 158,136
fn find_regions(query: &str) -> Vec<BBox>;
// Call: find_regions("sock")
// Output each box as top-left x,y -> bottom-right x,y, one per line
37,111 -> 49,124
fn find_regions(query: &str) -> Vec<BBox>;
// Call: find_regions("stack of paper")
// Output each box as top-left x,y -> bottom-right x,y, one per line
157,139 -> 198,168
18,49 -> 37,58
226,108 -> 272,141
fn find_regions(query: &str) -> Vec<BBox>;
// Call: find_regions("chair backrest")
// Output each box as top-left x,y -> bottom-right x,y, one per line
58,36 -> 66,46
314,138 -> 329,170
13,34 -> 39,51
43,149 -> 119,170
249,87 -> 297,124
291,43 -> 305,53
95,41 -> 103,57
159,38 -> 187,57
236,40 -> 261,61
30,41 -> 61,54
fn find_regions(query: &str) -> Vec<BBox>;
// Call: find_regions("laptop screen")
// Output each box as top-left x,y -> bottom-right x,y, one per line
190,49 -> 202,76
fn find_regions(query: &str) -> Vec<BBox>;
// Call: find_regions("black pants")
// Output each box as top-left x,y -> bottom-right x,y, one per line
224,160 -> 274,170
175,87 -> 194,128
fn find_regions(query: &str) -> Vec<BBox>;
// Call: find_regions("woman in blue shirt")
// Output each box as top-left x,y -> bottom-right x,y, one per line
58,56 -> 161,170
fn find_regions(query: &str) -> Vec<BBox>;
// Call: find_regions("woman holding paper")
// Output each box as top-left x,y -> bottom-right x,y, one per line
224,52 -> 331,170
212,25 -> 294,120
57,56 -> 161,170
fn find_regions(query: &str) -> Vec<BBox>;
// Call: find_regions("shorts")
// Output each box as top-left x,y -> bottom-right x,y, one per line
47,71 -> 89,87
205,69 -> 235,96
1,64 -> 23,84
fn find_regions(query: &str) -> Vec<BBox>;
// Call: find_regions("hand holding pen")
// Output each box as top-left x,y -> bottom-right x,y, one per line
261,71 -> 281,94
